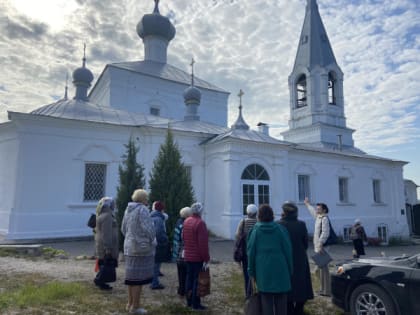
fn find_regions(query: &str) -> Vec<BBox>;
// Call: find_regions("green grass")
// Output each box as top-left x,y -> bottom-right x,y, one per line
223,267 -> 245,302
4,282 -> 86,307
0,262 -> 345,315
0,246 -> 68,259
0,273 -> 127,314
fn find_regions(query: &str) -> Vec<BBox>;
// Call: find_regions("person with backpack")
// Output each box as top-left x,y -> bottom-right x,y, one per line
304,197 -> 332,297
121,189 -> 156,315
350,219 -> 367,258
234,204 -> 258,296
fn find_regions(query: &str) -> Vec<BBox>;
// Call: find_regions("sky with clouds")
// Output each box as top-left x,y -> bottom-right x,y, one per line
1,0 -> 419,192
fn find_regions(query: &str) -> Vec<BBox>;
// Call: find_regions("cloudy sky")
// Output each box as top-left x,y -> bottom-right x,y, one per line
1,0 -> 419,189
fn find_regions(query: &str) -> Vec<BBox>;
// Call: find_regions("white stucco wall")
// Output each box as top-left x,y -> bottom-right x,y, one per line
0,122 -> 19,236
6,117 -> 129,240
288,149 -> 409,241
1,112 -> 410,242
90,67 -> 229,127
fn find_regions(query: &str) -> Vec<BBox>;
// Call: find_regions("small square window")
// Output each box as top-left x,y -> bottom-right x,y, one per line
150,107 -> 160,116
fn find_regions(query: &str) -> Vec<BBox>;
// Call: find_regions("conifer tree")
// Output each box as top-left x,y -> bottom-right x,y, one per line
149,129 -> 194,240
116,137 -> 145,250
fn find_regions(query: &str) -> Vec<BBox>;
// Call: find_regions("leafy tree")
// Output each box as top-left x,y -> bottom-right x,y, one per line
116,137 -> 145,250
149,129 -> 194,241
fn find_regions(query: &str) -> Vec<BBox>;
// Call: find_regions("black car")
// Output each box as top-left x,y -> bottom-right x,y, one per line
331,254 -> 420,315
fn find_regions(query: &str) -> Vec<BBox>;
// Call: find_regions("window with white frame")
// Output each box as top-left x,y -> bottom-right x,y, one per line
373,179 -> 382,203
84,163 -> 107,201
377,224 -> 388,243
338,177 -> 349,203
241,164 -> 270,215
298,174 -> 311,202
342,225 -> 352,242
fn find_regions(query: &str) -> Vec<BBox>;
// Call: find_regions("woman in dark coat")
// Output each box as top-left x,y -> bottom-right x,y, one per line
150,200 -> 168,290
350,219 -> 367,258
278,202 -> 314,315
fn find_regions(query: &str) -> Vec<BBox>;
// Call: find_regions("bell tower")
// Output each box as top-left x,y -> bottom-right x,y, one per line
282,0 -> 355,149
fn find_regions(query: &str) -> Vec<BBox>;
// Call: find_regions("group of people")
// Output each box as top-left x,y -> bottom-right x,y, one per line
93,189 -> 210,314
236,198 -> 369,315
93,188 -> 369,315
236,201 -> 314,315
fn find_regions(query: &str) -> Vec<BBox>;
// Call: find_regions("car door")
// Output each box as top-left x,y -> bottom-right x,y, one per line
409,258 -> 420,314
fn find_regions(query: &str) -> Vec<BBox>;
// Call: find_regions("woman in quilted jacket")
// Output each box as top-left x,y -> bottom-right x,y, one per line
121,189 -> 156,315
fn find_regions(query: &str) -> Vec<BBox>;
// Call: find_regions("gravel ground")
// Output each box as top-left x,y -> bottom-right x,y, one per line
1,238 -> 419,315
0,254 -> 245,315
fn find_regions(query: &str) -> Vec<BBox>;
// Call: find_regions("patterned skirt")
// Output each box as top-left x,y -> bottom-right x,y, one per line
124,255 -> 154,285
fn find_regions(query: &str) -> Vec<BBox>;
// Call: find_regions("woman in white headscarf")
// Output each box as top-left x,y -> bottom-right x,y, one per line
94,197 -> 119,290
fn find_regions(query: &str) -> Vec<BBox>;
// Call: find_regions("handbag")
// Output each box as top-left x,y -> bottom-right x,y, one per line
87,213 -> 96,229
311,250 -> 332,268
233,220 -> 246,262
244,278 -> 261,315
96,258 -> 117,283
322,217 -> 338,246
198,266 -> 210,297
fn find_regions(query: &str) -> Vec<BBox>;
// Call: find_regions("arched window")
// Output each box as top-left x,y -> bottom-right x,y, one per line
296,74 -> 307,108
328,72 -> 337,105
241,164 -> 270,214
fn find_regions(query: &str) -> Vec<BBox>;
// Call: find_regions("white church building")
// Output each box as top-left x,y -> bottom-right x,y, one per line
0,0 -> 410,242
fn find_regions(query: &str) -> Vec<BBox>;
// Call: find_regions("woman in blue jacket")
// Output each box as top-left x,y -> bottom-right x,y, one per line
247,204 -> 293,315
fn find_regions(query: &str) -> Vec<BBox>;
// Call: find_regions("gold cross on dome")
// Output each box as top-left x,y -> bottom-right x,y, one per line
238,89 -> 244,106
190,57 -> 195,86
190,57 -> 195,73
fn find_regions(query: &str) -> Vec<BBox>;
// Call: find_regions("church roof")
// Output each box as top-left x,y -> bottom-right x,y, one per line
29,98 -> 169,126
151,120 -> 228,135
294,143 -> 407,164
105,60 -> 228,93
293,0 -> 338,70
27,98 -> 227,135
203,128 -> 290,146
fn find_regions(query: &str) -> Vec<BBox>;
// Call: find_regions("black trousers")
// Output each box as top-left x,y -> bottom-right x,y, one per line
185,261 -> 203,308
260,292 -> 287,315
177,260 -> 187,296
287,300 -> 305,315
